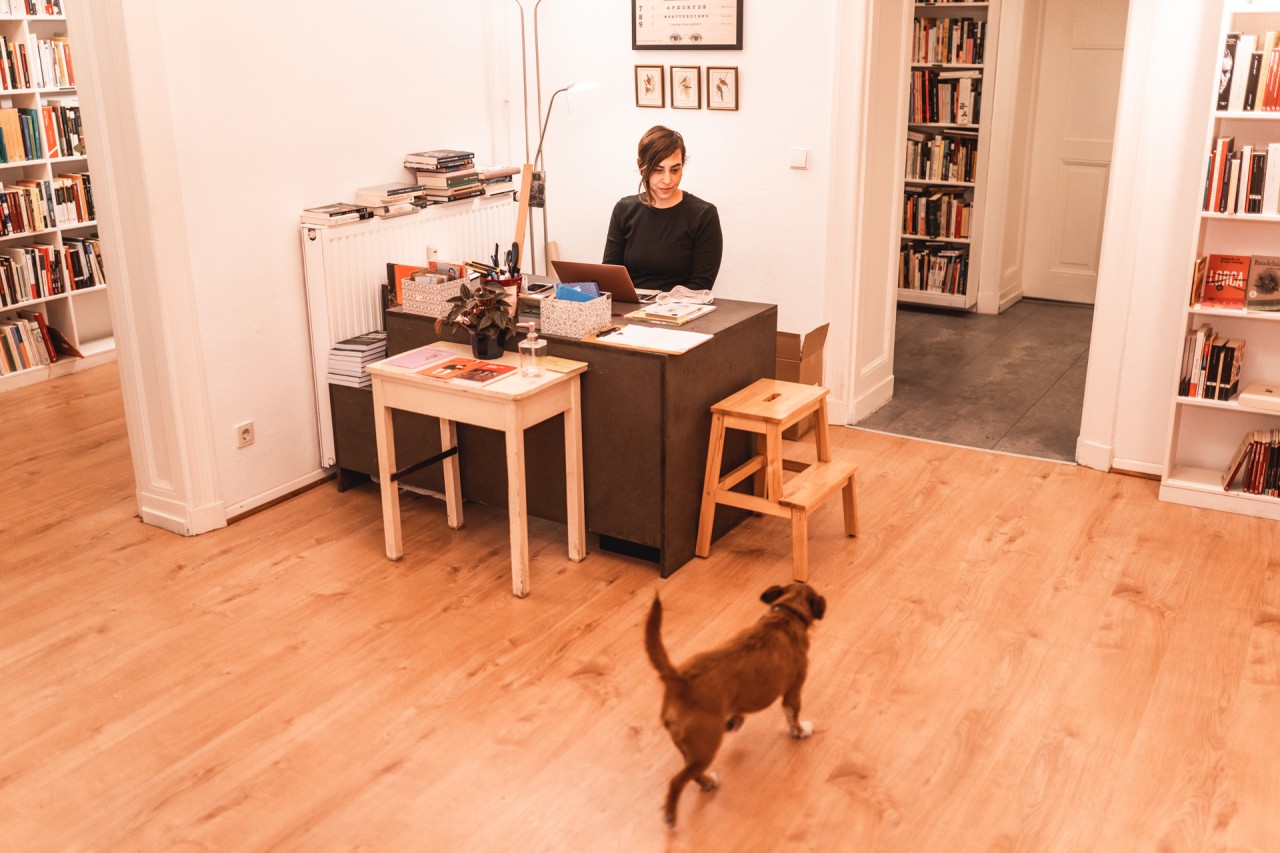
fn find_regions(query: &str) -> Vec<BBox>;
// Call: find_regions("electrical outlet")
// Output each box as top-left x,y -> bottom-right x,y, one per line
235,421 -> 254,448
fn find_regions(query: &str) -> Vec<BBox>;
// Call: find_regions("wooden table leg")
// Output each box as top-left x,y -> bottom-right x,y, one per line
505,418 -> 531,598
564,379 -> 586,562
814,398 -> 832,463
439,417 -> 463,530
765,424 -> 785,500
695,412 -> 728,558
372,379 -> 403,561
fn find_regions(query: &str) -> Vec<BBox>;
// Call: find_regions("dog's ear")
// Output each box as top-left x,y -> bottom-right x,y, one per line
760,586 -> 786,604
809,592 -> 826,620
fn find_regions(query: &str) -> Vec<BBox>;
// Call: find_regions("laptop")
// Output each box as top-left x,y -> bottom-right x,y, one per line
549,260 -> 660,303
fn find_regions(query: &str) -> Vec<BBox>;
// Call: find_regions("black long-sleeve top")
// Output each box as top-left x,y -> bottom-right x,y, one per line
602,193 -> 723,291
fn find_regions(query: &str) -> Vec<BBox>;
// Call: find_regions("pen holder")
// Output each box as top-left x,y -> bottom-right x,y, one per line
541,293 -> 613,339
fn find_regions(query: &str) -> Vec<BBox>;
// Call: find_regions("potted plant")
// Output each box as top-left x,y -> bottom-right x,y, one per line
435,280 -> 519,359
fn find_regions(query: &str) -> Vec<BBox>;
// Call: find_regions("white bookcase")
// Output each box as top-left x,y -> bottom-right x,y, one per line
897,0 -> 996,311
0,5 -> 111,392
1160,0 -> 1280,520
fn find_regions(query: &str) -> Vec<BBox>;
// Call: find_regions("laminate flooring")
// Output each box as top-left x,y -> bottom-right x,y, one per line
5,363 -> 1279,851
858,299 -> 1094,463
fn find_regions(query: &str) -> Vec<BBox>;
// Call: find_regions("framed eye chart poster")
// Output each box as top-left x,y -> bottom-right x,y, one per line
632,0 -> 744,50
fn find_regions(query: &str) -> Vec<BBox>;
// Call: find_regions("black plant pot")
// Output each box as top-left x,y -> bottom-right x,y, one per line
470,329 -> 507,359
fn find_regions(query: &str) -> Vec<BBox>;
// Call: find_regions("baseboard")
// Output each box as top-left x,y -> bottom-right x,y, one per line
1075,435 -> 1112,472
224,468 -> 332,521
138,490 -> 228,536
849,373 -> 894,422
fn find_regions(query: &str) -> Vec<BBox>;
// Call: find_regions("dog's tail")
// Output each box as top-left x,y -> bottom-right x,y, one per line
645,595 -> 680,682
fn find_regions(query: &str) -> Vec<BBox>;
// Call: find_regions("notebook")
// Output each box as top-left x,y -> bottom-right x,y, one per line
549,260 -> 660,303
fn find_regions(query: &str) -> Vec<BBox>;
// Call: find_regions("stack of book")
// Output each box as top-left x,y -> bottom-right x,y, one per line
475,164 -> 521,198
355,182 -> 428,218
404,149 -> 484,204
300,202 -> 372,228
327,330 -> 387,389
0,310 -> 57,374
1223,429 -> 1280,494
1178,322 -> 1244,401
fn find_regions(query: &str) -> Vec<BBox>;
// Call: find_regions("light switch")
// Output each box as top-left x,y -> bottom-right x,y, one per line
789,147 -> 809,169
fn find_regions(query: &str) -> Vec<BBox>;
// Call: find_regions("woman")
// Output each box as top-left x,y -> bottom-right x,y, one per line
603,126 -> 723,292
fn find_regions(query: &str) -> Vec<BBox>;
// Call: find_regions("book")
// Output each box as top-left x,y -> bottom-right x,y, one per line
413,169 -> 480,189
1216,339 -> 1244,401
1187,322 -> 1212,397
355,182 -> 427,204
1222,430 -> 1257,489
404,149 -> 475,168
420,187 -> 484,203
1245,51 -> 1264,110
1219,32 -> 1241,111
385,346 -> 454,369
474,164 -> 521,180
1189,255 -> 1208,306
302,202 -> 368,219
1230,34 -> 1258,111
331,330 -> 387,352
419,355 -> 480,379
15,307 -> 56,362
1246,254 -> 1280,311
451,360 -> 518,386
1201,253 -> 1250,307
44,322 -> 81,358
625,303 -> 717,325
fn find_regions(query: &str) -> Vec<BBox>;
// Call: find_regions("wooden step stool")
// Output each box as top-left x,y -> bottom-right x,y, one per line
695,378 -> 858,581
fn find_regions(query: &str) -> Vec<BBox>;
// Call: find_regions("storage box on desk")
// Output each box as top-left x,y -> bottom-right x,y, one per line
541,293 -> 612,339
775,323 -> 829,439
400,273 -> 463,318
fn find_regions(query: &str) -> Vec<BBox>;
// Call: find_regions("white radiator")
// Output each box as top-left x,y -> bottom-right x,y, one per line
300,196 -> 518,467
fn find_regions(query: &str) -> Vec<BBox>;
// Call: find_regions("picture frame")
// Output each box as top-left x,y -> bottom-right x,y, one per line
635,65 -> 665,108
632,0 -> 743,50
707,66 -> 739,111
670,66 -> 701,110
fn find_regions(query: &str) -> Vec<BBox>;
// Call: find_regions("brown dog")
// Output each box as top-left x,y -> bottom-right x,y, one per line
644,582 -> 826,827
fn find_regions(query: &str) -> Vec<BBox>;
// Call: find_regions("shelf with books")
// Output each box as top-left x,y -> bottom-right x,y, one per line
1161,1 -> 1280,518
0,10 -> 110,392
898,0 -> 993,311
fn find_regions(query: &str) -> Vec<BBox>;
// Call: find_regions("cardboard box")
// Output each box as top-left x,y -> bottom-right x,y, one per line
775,323 -> 829,439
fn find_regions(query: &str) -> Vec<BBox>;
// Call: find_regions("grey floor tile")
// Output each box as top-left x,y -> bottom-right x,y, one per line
863,299 -> 1093,462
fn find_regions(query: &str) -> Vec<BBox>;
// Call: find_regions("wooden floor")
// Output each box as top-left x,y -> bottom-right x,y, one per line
3,364 -> 1279,852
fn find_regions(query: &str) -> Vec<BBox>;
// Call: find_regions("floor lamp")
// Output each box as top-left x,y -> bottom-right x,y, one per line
530,79 -> 600,270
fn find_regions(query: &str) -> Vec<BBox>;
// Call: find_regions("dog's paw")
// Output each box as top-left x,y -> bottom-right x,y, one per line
790,720 -> 814,739
698,771 -> 719,792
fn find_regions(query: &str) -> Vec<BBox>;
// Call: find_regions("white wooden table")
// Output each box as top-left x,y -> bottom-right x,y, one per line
365,342 -> 587,597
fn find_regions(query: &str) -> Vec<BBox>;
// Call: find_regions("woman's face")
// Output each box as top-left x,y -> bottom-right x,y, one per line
646,151 -> 684,208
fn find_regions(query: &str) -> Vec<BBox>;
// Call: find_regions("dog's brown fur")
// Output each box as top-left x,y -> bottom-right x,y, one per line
644,582 -> 826,827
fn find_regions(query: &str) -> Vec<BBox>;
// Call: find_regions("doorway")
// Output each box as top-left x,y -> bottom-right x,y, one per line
862,0 -> 1127,462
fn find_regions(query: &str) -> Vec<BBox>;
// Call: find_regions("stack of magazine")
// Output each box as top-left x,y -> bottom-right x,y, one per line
327,330 -> 387,389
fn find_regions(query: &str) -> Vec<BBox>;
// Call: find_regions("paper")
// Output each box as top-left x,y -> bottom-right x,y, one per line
387,346 -> 454,368
592,324 -> 712,354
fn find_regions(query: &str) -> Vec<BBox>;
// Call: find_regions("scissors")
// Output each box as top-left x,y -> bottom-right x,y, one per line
490,243 -> 502,279
504,242 -> 520,279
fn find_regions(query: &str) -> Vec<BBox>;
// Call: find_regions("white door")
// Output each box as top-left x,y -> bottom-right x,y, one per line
1021,0 -> 1129,304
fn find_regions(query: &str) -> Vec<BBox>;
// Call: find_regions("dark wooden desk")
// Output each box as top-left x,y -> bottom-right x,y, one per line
331,298 -> 777,576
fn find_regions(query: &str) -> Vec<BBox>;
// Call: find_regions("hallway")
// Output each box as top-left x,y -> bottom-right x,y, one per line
857,299 -> 1094,463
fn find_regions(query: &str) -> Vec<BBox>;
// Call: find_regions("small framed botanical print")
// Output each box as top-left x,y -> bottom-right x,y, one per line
707,66 -> 738,111
635,65 -> 664,108
670,66 -> 701,109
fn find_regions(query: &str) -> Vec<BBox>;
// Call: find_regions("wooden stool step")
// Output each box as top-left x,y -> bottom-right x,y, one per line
695,378 -> 860,582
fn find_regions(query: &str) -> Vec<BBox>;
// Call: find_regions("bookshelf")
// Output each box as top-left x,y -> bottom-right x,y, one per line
897,0 -> 995,311
0,5 -> 111,391
1160,0 -> 1280,520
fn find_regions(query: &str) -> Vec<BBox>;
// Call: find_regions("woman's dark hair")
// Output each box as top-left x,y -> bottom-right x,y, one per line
637,125 -> 687,204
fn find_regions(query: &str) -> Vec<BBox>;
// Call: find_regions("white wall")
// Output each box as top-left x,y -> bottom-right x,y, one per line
521,0 -> 838,335
1077,0 -> 1221,474
73,0 -> 1238,531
